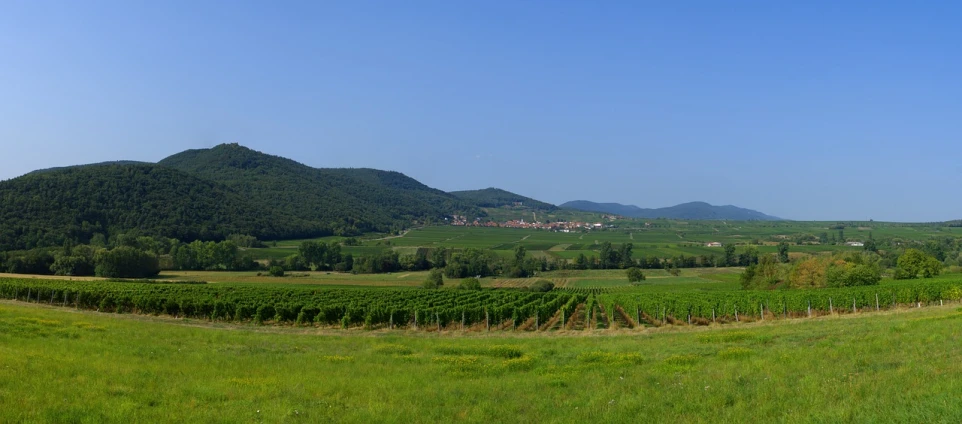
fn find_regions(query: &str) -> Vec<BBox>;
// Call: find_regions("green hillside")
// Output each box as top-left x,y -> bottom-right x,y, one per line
451,187 -> 557,210
158,143 -> 479,235
0,144 -> 497,250
0,164 -> 317,250
24,161 -> 152,176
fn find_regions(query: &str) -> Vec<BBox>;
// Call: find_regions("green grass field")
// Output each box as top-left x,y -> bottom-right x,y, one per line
3,300 -> 961,423
158,270 -> 435,287
153,267 -> 749,291
245,221 -> 962,262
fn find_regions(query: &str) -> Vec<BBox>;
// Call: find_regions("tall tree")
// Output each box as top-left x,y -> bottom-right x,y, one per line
777,242 -> 790,263
431,248 -> 447,269
618,243 -> 634,268
513,245 -> 527,267
598,241 -> 613,269
575,253 -> 588,270
299,241 -> 327,270
723,244 -> 736,267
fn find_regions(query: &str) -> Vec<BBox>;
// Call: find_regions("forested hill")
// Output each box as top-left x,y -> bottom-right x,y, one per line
2,143 -> 572,250
24,161 -> 152,176
0,164 -> 321,251
450,188 -> 557,210
561,200 -> 782,221
158,143 -> 479,235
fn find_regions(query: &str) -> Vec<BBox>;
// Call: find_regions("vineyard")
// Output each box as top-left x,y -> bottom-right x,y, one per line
1,277 -> 961,331
0,278 -> 583,331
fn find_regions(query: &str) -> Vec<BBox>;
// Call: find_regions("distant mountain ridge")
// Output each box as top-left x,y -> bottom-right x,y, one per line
561,200 -> 781,221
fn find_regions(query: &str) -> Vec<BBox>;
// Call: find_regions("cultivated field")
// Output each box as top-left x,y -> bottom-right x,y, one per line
5,220 -> 962,422
152,267 -> 744,290
2,300 -> 961,422
245,221 -> 962,262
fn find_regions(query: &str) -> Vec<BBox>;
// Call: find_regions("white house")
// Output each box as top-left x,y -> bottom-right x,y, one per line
706,242 -> 723,247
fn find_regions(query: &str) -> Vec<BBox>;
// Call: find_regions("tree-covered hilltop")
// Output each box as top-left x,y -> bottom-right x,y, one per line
1,143 -> 574,251
23,161 -> 152,176
158,143 -> 480,235
450,188 -> 557,210
0,164 -> 320,250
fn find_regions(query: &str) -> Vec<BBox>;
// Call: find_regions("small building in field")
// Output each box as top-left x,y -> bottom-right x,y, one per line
706,242 -> 723,247
846,241 -> 864,247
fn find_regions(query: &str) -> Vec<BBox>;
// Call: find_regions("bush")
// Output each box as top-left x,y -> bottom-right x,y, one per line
5,250 -> 55,275
269,266 -> 285,277
529,280 -> 554,292
51,255 -> 96,276
94,247 -> 160,278
626,267 -> 645,282
422,269 -> 444,289
895,249 -> 943,279
458,277 -> 482,290
506,266 -> 529,278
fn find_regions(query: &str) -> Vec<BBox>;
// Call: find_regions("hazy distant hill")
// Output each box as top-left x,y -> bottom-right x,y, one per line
561,200 -> 781,221
451,188 -> 557,210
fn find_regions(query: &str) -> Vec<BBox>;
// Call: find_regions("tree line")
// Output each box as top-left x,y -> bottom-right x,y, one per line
739,248 -> 943,290
1,233 -> 266,278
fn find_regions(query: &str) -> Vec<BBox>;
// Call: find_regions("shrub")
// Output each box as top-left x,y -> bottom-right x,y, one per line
422,269 -> 444,289
529,280 -> 554,292
458,277 -> 482,290
895,249 -> 943,279
94,247 -> 160,279
269,266 -> 285,277
626,267 -> 645,282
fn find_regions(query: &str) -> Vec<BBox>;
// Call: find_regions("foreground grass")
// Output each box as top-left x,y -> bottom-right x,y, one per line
1,301 -> 961,423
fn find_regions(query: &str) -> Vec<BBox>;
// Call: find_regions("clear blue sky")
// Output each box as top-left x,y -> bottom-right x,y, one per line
2,1 -> 960,222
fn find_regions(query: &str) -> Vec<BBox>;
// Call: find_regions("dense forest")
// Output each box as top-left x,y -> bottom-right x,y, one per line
450,188 -> 557,210
0,144 -> 518,250
158,144 -> 480,235
0,164 -> 323,250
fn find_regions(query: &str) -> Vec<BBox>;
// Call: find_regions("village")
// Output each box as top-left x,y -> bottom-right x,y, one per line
448,215 -> 606,232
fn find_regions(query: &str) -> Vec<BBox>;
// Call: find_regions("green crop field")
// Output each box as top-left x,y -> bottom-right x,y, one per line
7,220 -> 962,423
3,258 -> 962,424
3,298 -> 962,422
243,220 -> 962,265
3,274 -> 960,330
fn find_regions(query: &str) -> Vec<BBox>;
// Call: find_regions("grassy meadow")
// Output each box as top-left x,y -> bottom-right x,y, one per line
7,219 -> 960,422
2,300 -> 961,423
245,221 -> 962,262
150,266 -> 747,291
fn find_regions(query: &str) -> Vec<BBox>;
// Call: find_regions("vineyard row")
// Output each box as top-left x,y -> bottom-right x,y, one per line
1,278 -> 959,330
